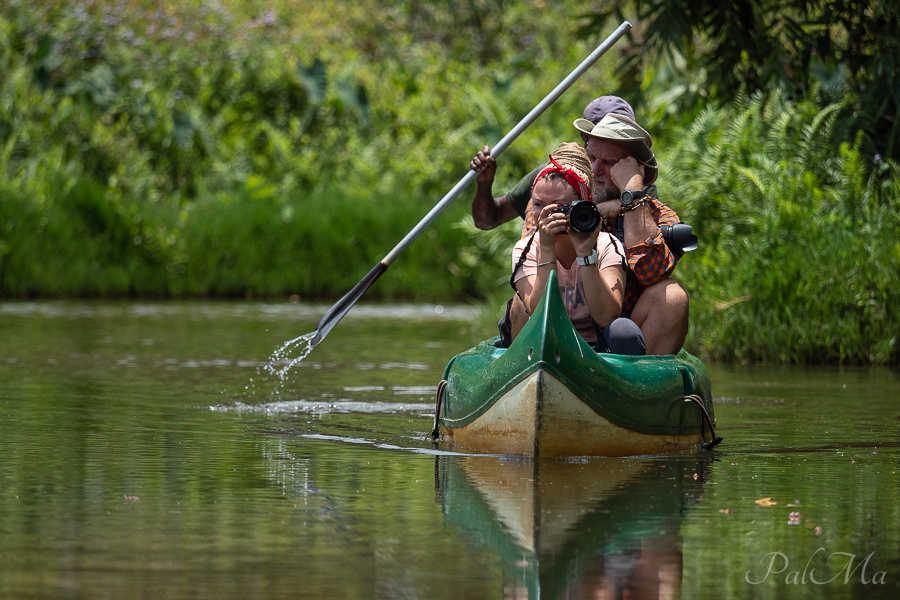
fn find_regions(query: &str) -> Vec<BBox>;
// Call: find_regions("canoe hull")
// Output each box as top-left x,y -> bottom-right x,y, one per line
441,369 -> 703,457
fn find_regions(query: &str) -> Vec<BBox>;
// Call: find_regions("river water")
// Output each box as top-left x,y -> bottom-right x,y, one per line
1,301 -> 898,599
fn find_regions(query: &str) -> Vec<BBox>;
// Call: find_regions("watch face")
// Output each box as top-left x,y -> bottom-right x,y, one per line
621,191 -> 633,206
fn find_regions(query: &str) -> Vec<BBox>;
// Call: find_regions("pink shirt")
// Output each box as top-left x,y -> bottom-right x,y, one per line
512,232 -> 626,344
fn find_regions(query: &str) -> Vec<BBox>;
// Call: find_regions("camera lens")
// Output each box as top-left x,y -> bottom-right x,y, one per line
567,201 -> 601,233
659,224 -> 698,254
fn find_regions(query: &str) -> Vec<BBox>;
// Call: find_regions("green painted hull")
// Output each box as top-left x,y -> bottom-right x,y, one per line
438,270 -> 716,456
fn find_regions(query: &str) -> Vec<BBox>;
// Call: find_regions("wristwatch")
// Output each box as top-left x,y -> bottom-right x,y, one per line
620,189 -> 647,211
575,250 -> 598,266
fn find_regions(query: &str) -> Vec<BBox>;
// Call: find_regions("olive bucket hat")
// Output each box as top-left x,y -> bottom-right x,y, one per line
573,113 -> 659,185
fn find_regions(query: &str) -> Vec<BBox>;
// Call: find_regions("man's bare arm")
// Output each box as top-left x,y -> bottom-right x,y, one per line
470,145 -> 519,230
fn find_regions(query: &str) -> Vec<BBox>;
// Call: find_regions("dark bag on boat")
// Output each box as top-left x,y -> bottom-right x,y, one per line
497,297 -> 514,348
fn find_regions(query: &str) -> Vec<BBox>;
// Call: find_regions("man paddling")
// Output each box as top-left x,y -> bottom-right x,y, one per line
470,96 -> 689,355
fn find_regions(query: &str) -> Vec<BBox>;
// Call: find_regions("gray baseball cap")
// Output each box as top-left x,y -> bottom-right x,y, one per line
582,96 -> 636,123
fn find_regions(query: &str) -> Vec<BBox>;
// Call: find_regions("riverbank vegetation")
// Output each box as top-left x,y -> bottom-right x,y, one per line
1,1 -> 898,364
0,0 -> 606,298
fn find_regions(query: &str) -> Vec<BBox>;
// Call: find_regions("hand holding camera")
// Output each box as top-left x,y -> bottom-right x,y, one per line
538,202 -> 604,260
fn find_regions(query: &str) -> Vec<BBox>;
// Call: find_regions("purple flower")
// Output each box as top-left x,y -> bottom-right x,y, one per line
875,154 -> 882,161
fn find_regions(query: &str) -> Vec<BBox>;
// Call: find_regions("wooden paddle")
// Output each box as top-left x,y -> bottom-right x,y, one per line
310,21 -> 633,348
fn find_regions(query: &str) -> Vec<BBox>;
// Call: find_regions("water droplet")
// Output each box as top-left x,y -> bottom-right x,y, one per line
264,331 -> 316,382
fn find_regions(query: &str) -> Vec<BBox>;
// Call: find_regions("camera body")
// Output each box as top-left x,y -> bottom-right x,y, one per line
550,201 -> 603,233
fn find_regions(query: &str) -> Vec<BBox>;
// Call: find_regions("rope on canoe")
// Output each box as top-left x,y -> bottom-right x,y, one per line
429,380 -> 448,441
682,394 -> 723,450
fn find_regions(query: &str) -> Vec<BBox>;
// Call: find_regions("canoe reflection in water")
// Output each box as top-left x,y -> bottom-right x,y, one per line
434,455 -> 711,600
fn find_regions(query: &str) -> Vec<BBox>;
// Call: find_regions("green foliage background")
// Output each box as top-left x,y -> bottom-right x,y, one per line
1,0 -> 898,364
0,0 -> 612,298
667,93 -> 900,365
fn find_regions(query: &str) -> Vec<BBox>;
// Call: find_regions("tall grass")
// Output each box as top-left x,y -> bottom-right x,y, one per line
0,174 -> 478,298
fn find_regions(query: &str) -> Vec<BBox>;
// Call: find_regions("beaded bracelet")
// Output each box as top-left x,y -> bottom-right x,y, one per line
620,198 -> 650,213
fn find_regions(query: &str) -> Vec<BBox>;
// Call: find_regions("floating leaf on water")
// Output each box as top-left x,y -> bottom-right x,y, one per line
719,508 -> 732,514
755,497 -> 777,506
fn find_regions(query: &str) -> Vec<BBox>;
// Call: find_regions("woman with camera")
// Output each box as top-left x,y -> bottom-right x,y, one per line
511,143 -> 645,355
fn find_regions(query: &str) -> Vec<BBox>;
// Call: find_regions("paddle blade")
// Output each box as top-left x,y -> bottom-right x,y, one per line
311,261 -> 388,347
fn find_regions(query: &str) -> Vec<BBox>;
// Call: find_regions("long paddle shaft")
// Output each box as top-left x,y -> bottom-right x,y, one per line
311,21 -> 633,347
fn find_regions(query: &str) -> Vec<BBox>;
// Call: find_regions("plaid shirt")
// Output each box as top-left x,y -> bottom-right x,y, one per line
520,196 -> 680,317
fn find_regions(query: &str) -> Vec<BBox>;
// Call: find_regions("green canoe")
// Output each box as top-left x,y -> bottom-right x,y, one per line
434,270 -> 720,457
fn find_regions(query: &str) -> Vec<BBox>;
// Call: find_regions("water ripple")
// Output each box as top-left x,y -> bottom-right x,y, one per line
210,400 -> 434,415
